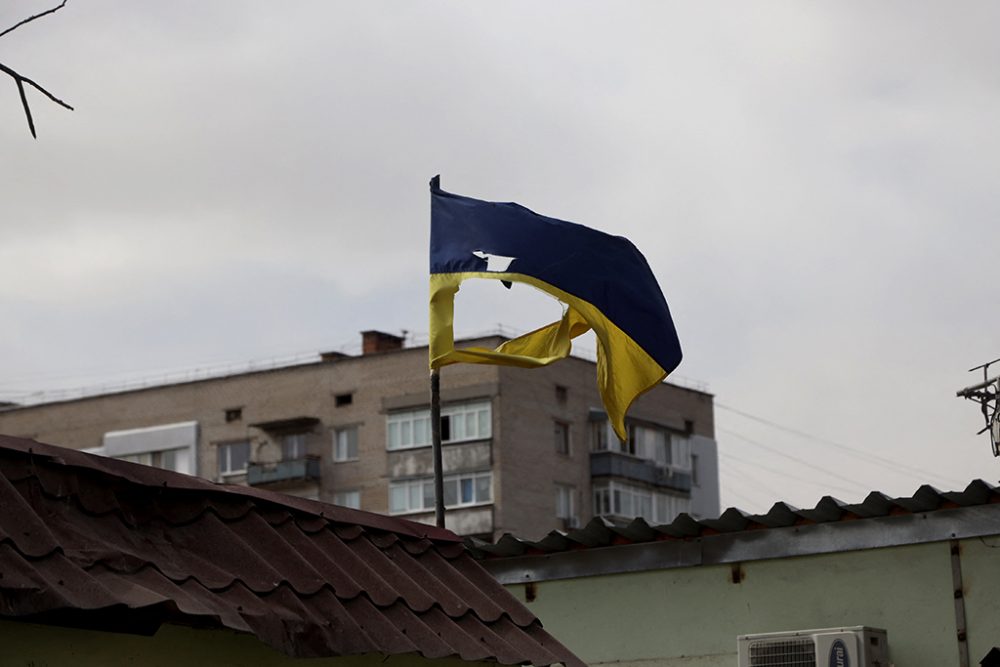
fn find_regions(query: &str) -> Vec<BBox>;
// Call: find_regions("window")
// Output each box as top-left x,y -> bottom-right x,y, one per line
592,480 -> 690,524
334,426 -> 358,461
334,490 -> 361,509
335,393 -> 353,407
555,385 -> 568,404
118,448 -> 187,472
591,419 -> 692,472
389,471 -> 492,514
224,407 -> 242,423
627,424 -> 670,465
103,422 -> 196,476
554,420 -> 570,455
591,420 -> 612,452
218,441 -> 250,476
118,452 -> 152,466
282,433 -> 307,461
555,484 -> 576,527
386,401 -> 491,451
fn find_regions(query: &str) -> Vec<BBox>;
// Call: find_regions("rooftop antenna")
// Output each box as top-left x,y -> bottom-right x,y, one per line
956,357 -> 1000,456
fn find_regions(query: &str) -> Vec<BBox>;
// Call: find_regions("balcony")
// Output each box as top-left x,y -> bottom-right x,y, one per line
590,450 -> 692,493
247,455 -> 321,486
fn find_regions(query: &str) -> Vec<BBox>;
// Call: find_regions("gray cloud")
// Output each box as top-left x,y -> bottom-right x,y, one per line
2,1 -> 999,511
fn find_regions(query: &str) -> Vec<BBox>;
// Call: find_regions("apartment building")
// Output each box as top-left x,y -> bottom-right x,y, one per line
0,331 -> 719,540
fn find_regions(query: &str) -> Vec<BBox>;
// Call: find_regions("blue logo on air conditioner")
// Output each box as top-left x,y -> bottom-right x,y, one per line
829,638 -> 849,667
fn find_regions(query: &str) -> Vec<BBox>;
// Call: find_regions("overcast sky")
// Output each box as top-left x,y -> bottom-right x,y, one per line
2,1 -> 998,513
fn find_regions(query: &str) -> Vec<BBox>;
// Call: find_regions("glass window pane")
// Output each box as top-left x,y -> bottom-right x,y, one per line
390,486 -> 406,513
422,481 -> 435,509
336,490 -> 360,509
460,478 -> 474,504
556,487 -> 568,516
475,475 -> 491,502
401,421 -> 412,447
478,410 -> 489,437
387,422 -> 399,449
465,413 -> 476,439
237,442 -> 249,466
443,479 -> 458,506
159,449 -> 177,472
409,483 -> 421,510
621,490 -> 634,517
656,494 -> 668,523
637,493 -> 652,520
594,489 -> 603,515
336,427 -> 357,460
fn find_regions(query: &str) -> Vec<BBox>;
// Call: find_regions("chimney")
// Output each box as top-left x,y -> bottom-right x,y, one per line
361,330 -> 404,355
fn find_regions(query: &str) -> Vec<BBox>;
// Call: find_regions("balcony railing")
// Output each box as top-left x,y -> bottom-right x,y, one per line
247,455 -> 321,486
590,450 -> 692,493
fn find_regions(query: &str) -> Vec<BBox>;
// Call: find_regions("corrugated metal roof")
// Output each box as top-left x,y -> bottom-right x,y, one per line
470,479 -> 1000,560
0,435 -> 582,666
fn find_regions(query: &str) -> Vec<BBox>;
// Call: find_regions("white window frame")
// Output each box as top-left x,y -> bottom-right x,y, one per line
591,419 -> 693,473
218,440 -> 251,477
333,426 -> 359,462
92,448 -> 188,474
555,484 -> 576,525
333,489 -> 361,509
386,401 -> 491,451
282,433 -> 307,461
103,421 -> 197,476
388,471 -> 492,514
592,480 -> 690,525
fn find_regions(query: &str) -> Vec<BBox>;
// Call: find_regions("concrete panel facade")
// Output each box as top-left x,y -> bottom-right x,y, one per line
0,333 -> 716,540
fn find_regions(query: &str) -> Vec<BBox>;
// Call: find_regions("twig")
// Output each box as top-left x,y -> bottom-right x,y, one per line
0,1 -> 73,138
15,78 -> 34,137
0,0 -> 68,39
0,63 -> 74,109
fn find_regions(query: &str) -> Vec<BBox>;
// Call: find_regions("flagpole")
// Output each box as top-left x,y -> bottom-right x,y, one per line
430,368 -> 445,528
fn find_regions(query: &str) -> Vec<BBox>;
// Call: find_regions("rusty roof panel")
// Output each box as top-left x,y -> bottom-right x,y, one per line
0,435 -> 581,666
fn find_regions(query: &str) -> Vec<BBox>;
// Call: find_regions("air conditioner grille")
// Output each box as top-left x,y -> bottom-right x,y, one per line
748,638 -> 816,667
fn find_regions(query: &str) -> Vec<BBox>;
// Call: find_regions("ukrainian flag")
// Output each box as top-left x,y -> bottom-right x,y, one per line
429,176 -> 682,442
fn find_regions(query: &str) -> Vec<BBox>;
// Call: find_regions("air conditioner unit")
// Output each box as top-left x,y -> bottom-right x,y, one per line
737,626 -> 889,667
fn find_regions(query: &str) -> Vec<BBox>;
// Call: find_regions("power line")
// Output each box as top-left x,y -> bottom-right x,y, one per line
719,427 -> 876,494
718,461 -> 787,503
722,450 -> 862,499
717,482 -> 771,513
715,465 -> 778,511
716,402 -> 966,488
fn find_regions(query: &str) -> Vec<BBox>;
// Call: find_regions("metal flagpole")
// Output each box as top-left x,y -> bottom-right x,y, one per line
429,174 -> 446,528
430,368 -> 445,528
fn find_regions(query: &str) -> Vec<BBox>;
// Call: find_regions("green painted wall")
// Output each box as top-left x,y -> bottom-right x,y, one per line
509,539 -> 999,666
0,619 -> 494,667
959,536 -> 1000,663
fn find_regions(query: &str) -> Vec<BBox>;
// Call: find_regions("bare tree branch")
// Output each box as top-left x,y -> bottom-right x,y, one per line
0,1 -> 72,138
14,78 -> 35,138
0,0 -> 68,40
0,63 -> 73,109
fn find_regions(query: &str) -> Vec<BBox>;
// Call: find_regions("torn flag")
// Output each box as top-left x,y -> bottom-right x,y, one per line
429,176 -> 682,441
